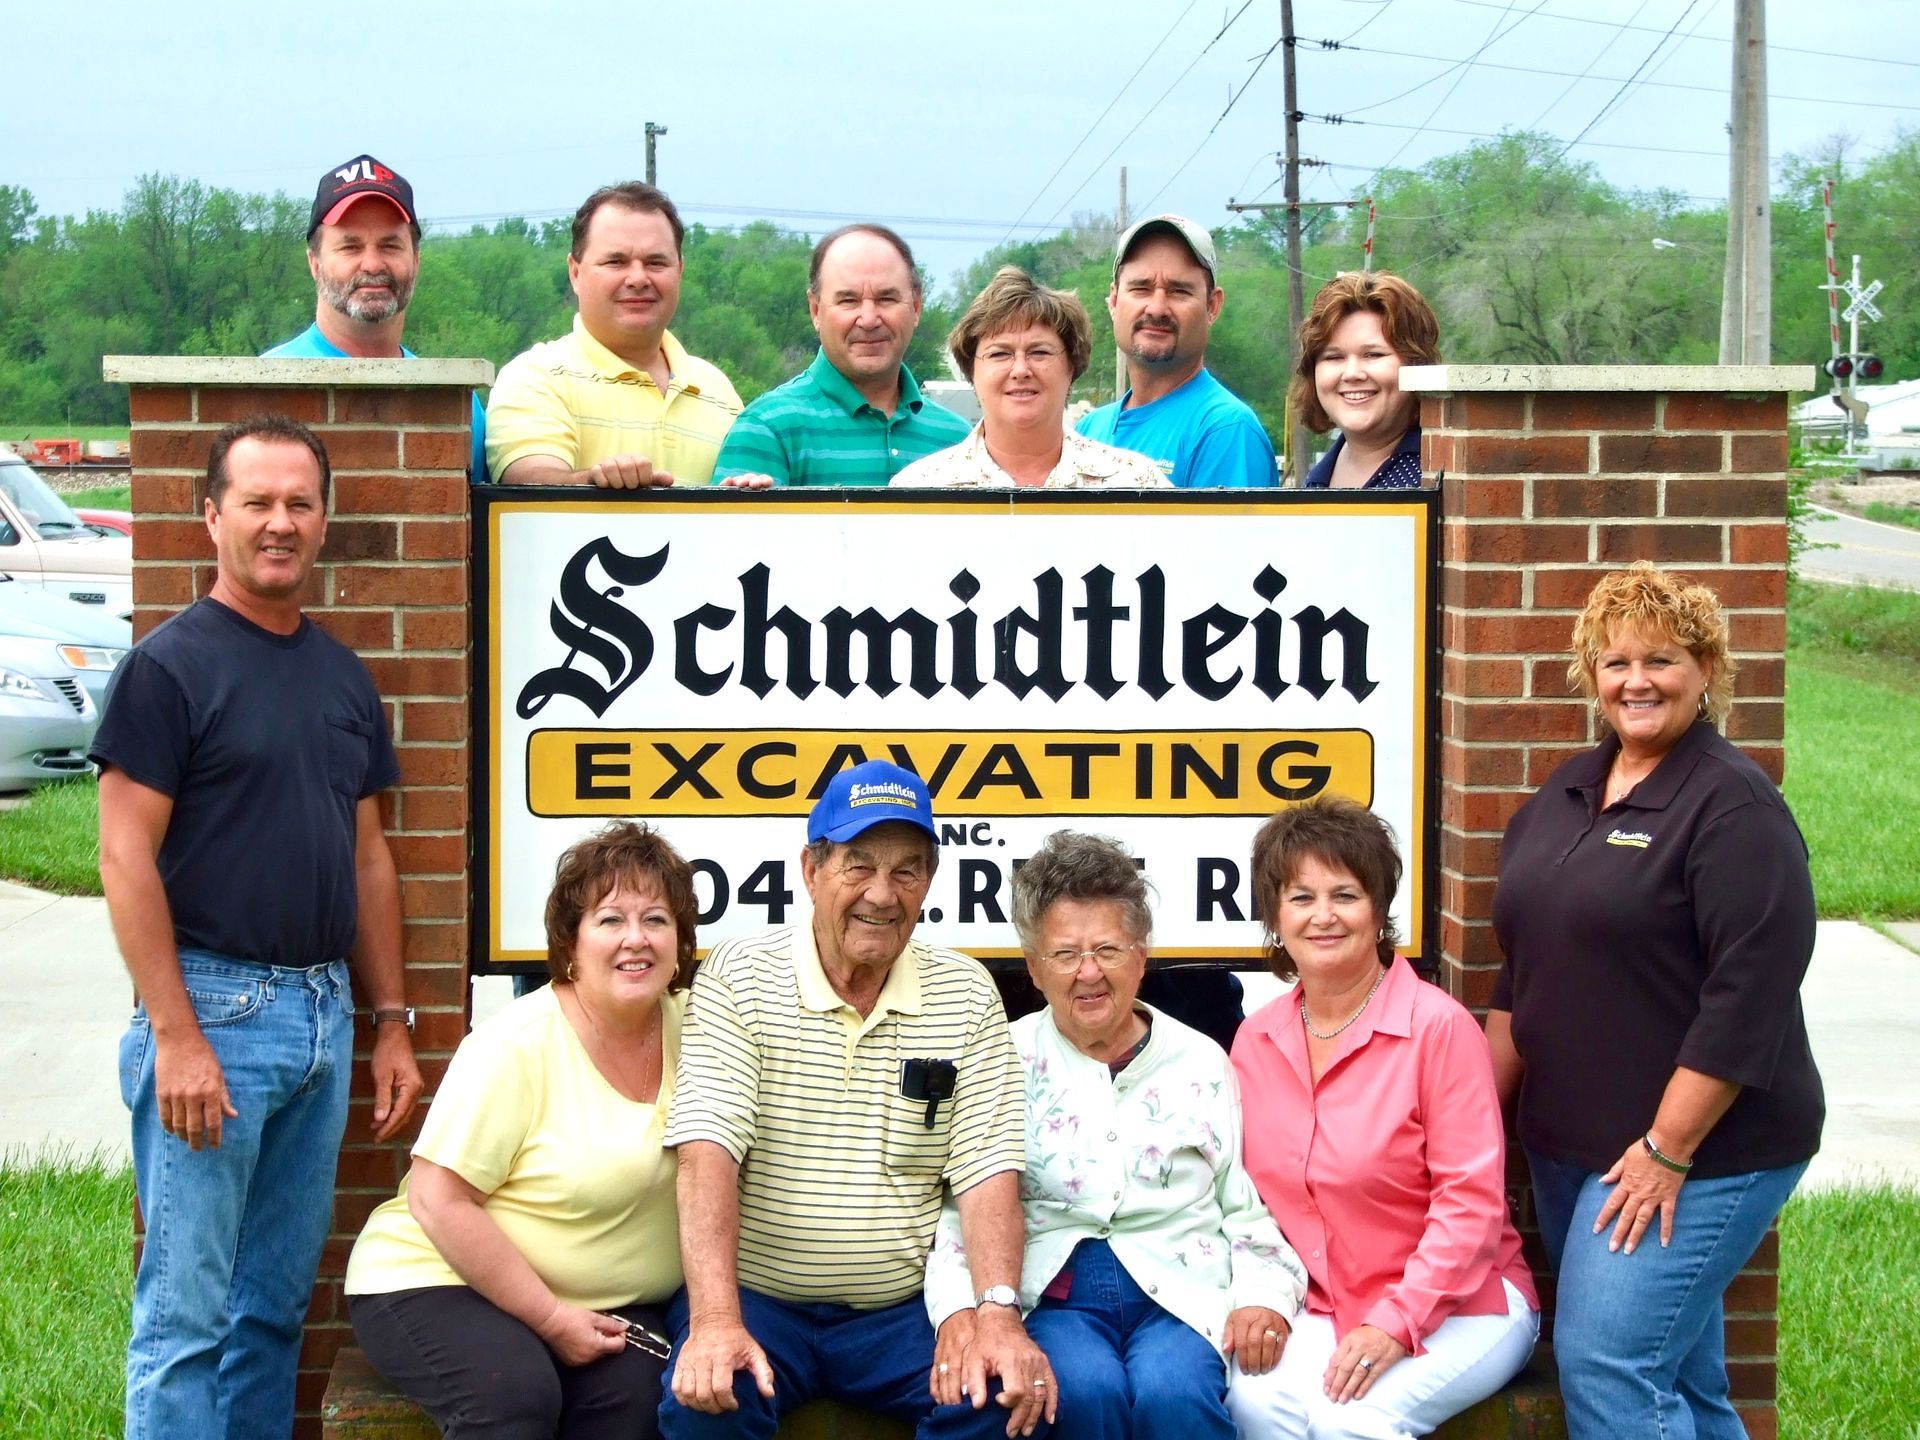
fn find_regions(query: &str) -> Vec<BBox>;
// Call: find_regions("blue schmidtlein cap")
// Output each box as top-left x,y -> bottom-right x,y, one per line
807,760 -> 938,845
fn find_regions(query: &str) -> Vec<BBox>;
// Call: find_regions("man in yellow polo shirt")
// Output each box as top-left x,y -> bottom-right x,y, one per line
663,761 -> 1056,1440
487,182 -> 742,488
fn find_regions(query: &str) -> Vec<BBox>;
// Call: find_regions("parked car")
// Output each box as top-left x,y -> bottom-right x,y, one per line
78,508 -> 134,538
0,451 -> 132,617
0,632 -> 97,793
0,573 -> 131,710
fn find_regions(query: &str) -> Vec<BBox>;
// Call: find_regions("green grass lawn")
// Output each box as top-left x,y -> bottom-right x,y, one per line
1861,501 -> 1920,532
1785,583 -> 1920,918
0,779 -> 100,895
62,484 -> 131,510
0,1153 -> 135,1440
0,1158 -> 1906,1438
0,425 -> 130,444
1780,1184 -> 1920,1439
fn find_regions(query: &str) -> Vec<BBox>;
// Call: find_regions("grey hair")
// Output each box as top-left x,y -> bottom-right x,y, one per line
1010,830 -> 1153,953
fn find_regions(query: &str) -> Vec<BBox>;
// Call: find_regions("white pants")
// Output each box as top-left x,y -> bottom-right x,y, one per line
1226,1280 -> 1539,1440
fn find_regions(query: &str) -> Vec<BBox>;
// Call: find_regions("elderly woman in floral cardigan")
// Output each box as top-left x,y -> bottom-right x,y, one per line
924,831 -> 1306,1440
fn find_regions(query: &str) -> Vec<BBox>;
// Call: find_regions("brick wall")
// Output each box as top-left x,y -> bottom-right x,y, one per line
108,356 -> 488,1440
1406,363 -> 1810,1440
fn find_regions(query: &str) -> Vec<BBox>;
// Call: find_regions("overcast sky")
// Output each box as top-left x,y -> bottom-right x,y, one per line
7,0 -> 1915,291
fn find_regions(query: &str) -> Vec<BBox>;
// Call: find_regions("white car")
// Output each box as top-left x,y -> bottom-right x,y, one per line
0,633 -> 97,792
0,451 -> 132,618
0,574 -> 130,710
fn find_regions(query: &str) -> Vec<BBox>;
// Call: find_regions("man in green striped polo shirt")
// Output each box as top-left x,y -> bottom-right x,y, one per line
712,226 -> 971,486
662,761 -> 1055,1439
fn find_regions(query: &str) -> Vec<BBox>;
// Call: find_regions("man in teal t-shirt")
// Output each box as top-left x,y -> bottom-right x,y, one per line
263,153 -> 488,481
714,224 -> 968,486
1077,214 -> 1276,489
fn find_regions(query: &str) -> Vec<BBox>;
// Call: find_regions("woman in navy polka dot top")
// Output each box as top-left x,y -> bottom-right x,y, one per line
1294,271 -> 1439,490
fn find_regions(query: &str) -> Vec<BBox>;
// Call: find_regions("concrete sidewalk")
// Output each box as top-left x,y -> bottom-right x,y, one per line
4,878 -> 1916,1188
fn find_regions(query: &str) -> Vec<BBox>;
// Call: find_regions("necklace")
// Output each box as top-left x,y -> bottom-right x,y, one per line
1301,965 -> 1388,1041
569,990 -> 663,1102
1605,753 -> 1656,808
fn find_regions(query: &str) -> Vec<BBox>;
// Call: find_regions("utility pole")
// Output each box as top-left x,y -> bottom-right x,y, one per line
645,122 -> 668,187
1720,0 -> 1769,363
1115,166 -> 1129,401
1281,0 -> 1306,483
1737,0 -> 1770,363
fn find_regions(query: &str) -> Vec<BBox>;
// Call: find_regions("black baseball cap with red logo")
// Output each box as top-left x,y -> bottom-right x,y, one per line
307,154 -> 416,237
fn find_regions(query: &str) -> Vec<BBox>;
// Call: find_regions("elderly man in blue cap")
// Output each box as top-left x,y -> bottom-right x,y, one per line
662,760 -> 1055,1439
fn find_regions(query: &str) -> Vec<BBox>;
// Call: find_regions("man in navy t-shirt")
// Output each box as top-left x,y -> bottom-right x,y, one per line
263,153 -> 489,480
1077,213 -> 1277,489
93,414 -> 422,1439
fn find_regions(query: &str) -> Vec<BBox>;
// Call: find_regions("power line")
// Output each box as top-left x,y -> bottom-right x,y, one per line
1527,0 -> 1656,128
1334,0 -> 1401,43
1037,1 -> 1257,233
1355,0 -> 1555,179
1561,0 -> 1707,154
1136,33 -> 1289,215
1306,37 -> 1920,115
1446,0 -> 1920,69
1305,115 -> 1730,160
996,0 -> 1202,246
1322,0 -> 1554,119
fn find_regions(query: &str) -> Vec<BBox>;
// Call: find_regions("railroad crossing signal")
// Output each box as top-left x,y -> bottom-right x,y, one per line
1841,277 -> 1884,324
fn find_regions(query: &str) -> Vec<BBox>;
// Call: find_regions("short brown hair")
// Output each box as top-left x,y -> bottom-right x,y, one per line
1568,562 -> 1736,726
571,183 -> 685,260
204,414 -> 330,510
948,266 -> 1093,383
543,822 -> 699,988
810,224 -> 923,299
1249,797 -> 1402,981
1289,270 -> 1441,435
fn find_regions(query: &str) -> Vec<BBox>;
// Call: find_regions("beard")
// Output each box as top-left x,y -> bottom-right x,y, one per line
319,268 -> 415,324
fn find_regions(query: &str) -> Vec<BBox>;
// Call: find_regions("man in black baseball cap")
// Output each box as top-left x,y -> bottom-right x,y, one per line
265,153 -> 488,479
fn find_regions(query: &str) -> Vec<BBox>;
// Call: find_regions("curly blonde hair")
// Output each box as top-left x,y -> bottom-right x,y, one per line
1567,563 -> 1736,727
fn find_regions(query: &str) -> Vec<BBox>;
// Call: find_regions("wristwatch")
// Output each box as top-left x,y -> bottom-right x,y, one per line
371,1007 -> 415,1032
976,1285 -> 1019,1310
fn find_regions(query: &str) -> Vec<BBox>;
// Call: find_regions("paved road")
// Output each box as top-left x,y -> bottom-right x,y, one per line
6,881 -> 1916,1190
1801,505 -> 1920,591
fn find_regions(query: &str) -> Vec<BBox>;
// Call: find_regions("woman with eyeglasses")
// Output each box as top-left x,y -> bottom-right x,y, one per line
1226,798 -> 1538,1440
889,266 -> 1168,490
922,830 -> 1306,1440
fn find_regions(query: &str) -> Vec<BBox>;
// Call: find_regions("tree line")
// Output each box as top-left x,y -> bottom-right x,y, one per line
1,128 -> 1913,433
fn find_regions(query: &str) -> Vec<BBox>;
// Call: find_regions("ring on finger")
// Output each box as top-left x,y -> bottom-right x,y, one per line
938,1363 -> 949,1375
1263,1328 -> 1282,1341
1358,1357 -> 1374,1371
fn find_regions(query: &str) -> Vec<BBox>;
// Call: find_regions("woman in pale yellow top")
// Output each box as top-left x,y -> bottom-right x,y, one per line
346,823 -> 694,1439
891,266 -> 1169,490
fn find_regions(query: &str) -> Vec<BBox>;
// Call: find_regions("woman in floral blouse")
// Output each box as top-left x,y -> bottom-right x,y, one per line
924,830 -> 1306,1440
1227,798 -> 1538,1440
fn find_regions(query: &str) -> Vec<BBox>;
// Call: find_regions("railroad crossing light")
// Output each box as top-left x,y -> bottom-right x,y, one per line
1857,353 -> 1885,380
1825,355 -> 1854,380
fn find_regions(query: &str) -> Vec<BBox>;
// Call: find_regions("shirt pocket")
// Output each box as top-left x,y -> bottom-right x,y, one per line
881,1076 -> 957,1177
325,713 -> 375,800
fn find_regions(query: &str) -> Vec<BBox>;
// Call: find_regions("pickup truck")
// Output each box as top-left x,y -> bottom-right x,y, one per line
0,451 -> 131,618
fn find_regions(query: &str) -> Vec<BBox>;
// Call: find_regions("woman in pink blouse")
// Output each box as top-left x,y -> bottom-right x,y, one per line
1227,798 -> 1538,1440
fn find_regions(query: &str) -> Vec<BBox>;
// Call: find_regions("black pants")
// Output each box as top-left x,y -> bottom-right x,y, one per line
350,1286 -> 668,1439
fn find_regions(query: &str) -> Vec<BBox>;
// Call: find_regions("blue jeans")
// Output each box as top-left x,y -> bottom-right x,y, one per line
658,1286 -> 1046,1440
1023,1241 -> 1231,1440
1527,1149 -> 1807,1440
119,951 -> 354,1440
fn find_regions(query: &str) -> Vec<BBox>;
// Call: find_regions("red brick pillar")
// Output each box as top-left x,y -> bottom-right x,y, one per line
1403,363 -> 1809,1439
105,355 -> 491,1440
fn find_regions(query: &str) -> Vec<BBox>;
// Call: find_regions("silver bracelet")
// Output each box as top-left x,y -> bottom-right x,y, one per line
1642,1133 -> 1693,1174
